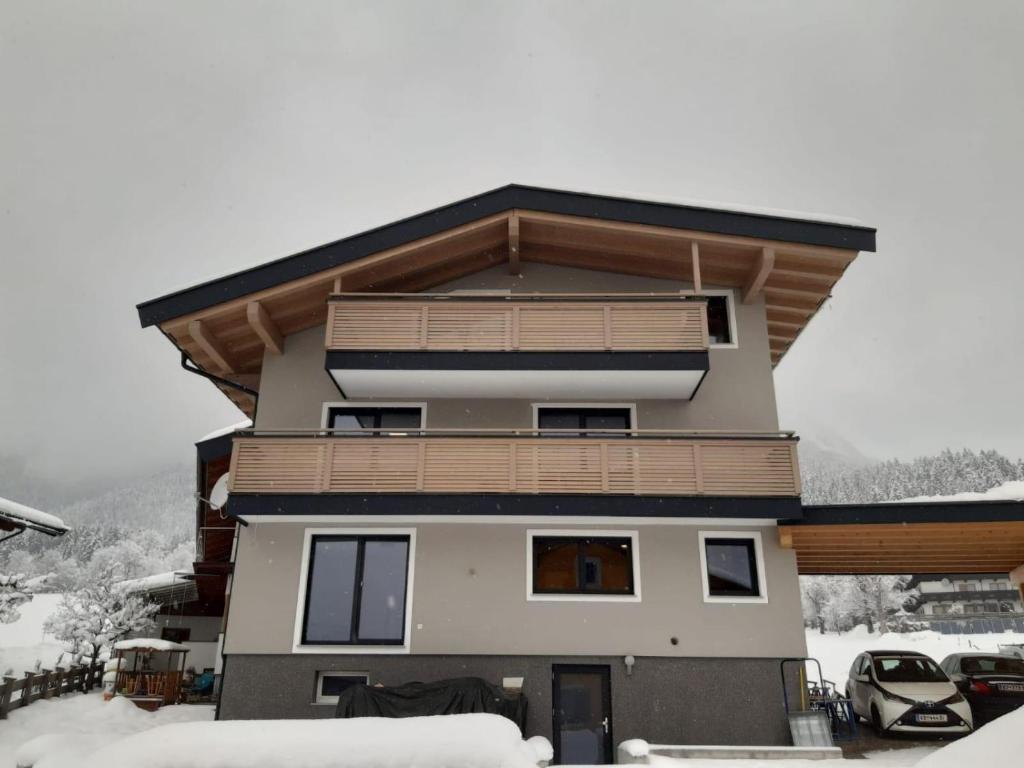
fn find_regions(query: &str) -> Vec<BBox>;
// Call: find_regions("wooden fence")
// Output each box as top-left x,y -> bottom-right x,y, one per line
0,662 -> 104,719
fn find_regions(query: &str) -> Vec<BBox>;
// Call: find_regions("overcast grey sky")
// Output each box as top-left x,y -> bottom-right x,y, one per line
2,0 -> 1022,488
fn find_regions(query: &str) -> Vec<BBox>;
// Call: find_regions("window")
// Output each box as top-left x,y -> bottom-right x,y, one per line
698,531 -> 767,603
703,291 -> 737,347
323,405 -> 423,434
314,671 -> 369,705
873,656 -> 947,683
932,605 -> 950,616
160,627 -> 190,643
527,531 -> 640,600
535,406 -> 634,436
301,535 -> 411,646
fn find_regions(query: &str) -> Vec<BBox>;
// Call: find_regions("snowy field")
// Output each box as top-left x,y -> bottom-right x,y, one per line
0,593 -> 65,674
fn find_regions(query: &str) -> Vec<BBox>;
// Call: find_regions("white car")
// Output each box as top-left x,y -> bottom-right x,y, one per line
845,651 -> 972,735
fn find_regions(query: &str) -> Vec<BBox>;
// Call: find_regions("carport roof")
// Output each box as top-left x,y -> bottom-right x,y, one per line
781,500 -> 1024,575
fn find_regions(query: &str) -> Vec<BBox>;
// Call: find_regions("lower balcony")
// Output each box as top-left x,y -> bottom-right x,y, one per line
227,431 -> 801,519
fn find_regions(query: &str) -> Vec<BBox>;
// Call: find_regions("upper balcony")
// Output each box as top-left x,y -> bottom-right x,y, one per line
226,429 -> 801,520
324,293 -> 710,399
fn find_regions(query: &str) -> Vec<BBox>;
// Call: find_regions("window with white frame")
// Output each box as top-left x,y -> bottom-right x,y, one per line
703,290 -> 738,347
321,403 -> 425,434
527,530 -> 640,601
698,531 -> 767,603
300,534 -> 411,646
314,671 -> 369,704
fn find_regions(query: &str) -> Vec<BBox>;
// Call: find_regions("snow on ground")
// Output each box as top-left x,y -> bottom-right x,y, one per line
0,693 -> 213,768
0,592 -> 65,674
805,624 -> 1024,691
80,712 -> 543,768
914,703 -> 1023,768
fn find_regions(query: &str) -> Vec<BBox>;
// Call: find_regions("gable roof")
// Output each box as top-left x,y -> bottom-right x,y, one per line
137,184 -> 875,327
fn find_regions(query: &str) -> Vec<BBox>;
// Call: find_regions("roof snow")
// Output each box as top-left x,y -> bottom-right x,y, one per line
895,480 -> 1024,504
197,420 -> 252,444
0,495 -> 69,536
114,638 -> 190,652
118,571 -> 193,593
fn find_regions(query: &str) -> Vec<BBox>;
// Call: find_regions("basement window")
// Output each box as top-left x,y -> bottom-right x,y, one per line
698,531 -> 767,603
314,671 -> 369,705
528,531 -> 639,600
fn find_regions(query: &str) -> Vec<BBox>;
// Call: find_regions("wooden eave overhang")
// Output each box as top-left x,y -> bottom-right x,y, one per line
781,500 -> 1024,575
137,185 -> 876,417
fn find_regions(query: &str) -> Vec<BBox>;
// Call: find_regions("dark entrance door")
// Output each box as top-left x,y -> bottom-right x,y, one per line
552,664 -> 613,764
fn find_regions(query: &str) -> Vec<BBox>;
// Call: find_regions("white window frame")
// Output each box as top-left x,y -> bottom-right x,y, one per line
292,527 -> 417,654
320,402 -> 428,431
698,530 -> 768,604
526,529 -> 641,603
702,288 -> 739,349
313,670 -> 369,705
531,403 -> 639,435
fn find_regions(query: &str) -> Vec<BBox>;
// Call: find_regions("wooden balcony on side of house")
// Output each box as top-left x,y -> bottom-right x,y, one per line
227,430 -> 800,499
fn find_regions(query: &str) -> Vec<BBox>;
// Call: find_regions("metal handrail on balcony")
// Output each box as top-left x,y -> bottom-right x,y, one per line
228,430 -> 800,498
325,292 -> 710,352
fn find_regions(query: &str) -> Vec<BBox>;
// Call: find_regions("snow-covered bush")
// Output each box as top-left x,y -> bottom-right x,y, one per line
44,564 -> 159,663
0,572 -> 33,624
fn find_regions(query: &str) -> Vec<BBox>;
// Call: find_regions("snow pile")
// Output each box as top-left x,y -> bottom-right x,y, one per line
523,736 -> 552,764
915,703 -> 1024,768
117,571 -> 192,594
619,738 -> 650,758
806,625 -> 1024,692
0,693 -> 213,768
81,713 -> 541,768
198,420 -> 252,443
895,480 -> 1024,503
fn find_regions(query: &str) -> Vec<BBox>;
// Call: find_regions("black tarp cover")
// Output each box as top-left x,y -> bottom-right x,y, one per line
334,677 -> 527,731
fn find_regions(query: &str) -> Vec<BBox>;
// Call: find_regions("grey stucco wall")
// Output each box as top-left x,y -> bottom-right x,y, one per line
254,263 -> 779,433
217,653 -> 796,747
225,521 -> 806,659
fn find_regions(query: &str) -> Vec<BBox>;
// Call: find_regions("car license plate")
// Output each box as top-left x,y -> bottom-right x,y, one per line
916,713 -> 947,723
998,683 -> 1024,693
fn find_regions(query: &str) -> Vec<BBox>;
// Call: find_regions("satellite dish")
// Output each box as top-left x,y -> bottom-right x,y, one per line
210,473 -> 230,510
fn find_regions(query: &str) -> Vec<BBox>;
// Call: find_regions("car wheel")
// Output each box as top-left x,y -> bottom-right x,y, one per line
871,704 -> 884,736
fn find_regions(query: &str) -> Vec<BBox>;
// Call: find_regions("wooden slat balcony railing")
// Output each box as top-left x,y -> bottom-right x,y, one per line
326,293 -> 709,352
229,431 -> 800,498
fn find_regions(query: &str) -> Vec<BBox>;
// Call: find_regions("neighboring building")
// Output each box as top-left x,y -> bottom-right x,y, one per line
908,573 -> 1024,634
134,185 -> 1024,759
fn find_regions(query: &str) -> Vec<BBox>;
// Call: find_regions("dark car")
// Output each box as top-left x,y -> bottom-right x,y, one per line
940,653 -> 1024,725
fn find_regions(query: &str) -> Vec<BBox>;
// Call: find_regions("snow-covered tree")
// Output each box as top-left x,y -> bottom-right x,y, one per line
44,565 -> 159,662
0,573 -> 33,624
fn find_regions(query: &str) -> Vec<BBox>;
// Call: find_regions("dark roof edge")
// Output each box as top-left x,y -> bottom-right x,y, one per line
136,184 -> 877,327
789,499 -> 1024,526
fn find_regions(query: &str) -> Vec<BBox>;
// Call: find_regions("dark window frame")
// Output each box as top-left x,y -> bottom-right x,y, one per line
301,534 -> 411,646
536,407 -> 633,437
160,627 -> 191,643
325,406 -> 423,434
704,293 -> 735,346
702,536 -> 762,599
531,535 -> 636,596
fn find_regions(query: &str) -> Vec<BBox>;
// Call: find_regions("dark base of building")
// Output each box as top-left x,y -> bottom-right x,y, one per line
218,654 -> 797,747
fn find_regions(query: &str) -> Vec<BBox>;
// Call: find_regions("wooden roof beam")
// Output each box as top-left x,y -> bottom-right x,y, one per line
246,301 -> 284,355
743,247 -> 775,304
188,319 -> 237,374
508,213 -> 520,275
691,242 -> 702,292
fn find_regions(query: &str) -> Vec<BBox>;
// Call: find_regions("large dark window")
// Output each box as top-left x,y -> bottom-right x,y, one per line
537,408 -> 631,437
326,407 -> 422,434
302,535 -> 410,645
703,537 -> 761,598
705,295 -> 733,345
532,536 -> 634,595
